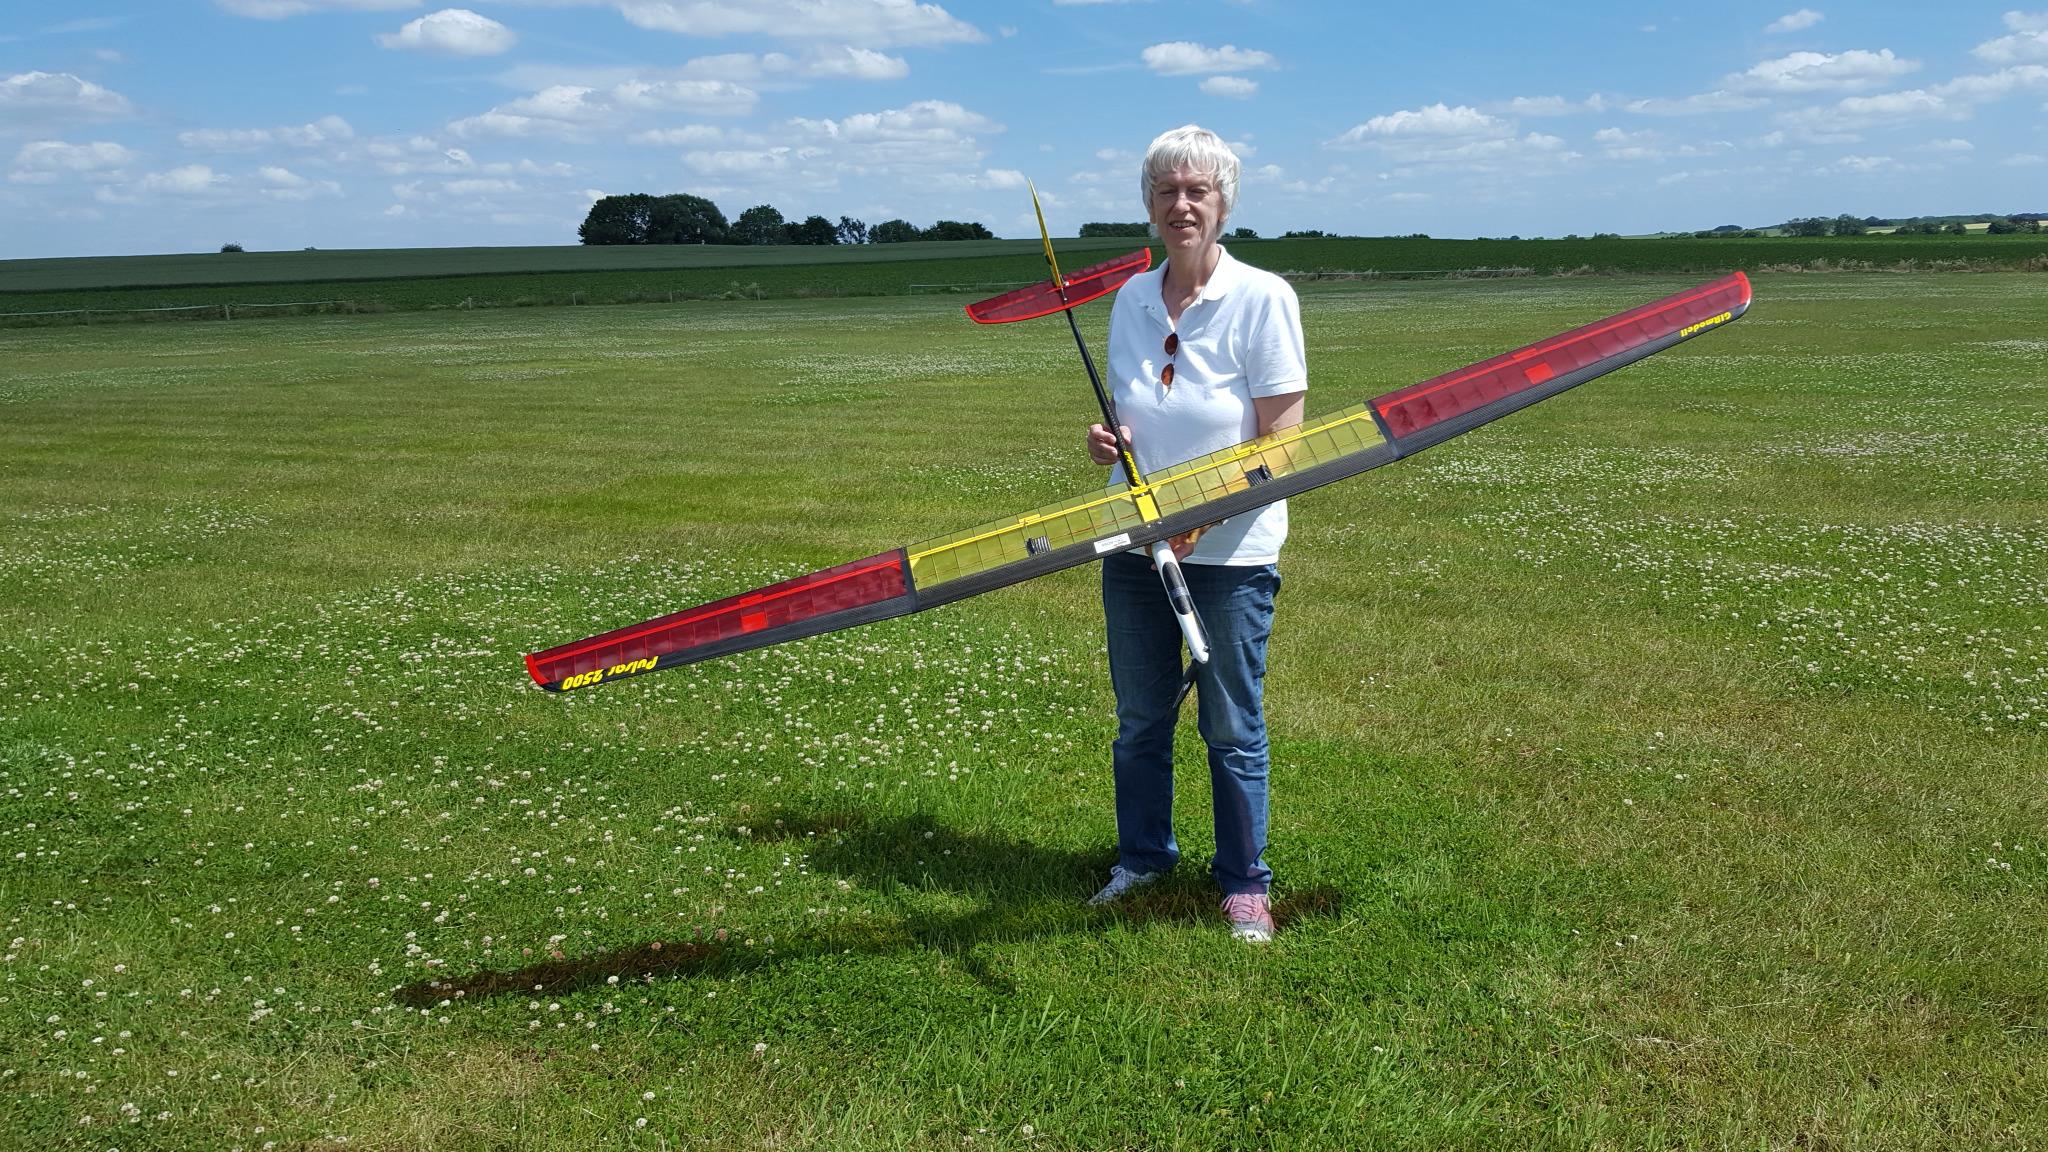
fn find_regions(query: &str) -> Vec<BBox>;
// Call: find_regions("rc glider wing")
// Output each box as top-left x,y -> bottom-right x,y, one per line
525,267 -> 1751,692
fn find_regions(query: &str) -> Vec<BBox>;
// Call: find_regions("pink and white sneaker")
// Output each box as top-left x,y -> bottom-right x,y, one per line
1220,892 -> 1274,943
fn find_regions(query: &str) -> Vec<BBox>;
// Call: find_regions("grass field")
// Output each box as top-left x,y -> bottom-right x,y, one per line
1,273 -> 2044,1149
4,235 -> 2044,323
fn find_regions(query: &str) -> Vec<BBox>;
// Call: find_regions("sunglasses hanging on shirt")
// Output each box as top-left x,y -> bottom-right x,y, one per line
1161,332 -> 1178,389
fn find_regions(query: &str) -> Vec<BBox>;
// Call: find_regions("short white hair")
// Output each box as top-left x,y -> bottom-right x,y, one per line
1140,124 -> 1240,218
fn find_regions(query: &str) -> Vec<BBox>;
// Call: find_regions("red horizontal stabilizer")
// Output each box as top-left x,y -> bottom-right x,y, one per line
525,551 -> 912,690
965,248 -> 1152,324
1373,272 -> 1750,442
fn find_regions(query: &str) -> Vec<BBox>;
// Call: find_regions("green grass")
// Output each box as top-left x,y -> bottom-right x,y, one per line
1,275 -> 2043,1149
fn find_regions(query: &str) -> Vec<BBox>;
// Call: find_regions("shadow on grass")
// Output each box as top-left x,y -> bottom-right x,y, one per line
395,809 -> 1343,1007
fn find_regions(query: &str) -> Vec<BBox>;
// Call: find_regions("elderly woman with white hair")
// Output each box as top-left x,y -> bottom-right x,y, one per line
1083,125 -> 1307,942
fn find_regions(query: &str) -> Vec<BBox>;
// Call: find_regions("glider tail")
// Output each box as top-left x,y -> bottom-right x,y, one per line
1030,180 -> 1064,290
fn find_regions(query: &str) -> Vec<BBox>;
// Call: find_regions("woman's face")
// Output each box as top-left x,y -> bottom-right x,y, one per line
1148,164 -> 1226,257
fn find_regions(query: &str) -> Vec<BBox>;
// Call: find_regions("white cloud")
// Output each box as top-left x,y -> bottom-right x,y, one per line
1765,9 -> 1823,33
257,164 -> 342,199
178,115 -> 355,151
629,124 -> 729,146
503,49 -> 904,96
0,71 -> 135,126
1820,154 -> 1898,173
1496,95 -> 1583,117
1624,90 -> 1769,115
377,9 -> 516,56
792,46 -> 910,79
1732,49 -> 1919,93
141,164 -> 226,195
1975,10 -> 2048,63
1778,88 -> 1966,134
365,136 -> 476,173
682,147 -> 801,177
2002,151 -> 2046,166
1924,137 -> 1974,152
1593,127 -> 1657,158
933,167 -> 1028,190
449,90 -> 600,140
9,139 -> 135,183
1201,76 -> 1258,99
683,99 -> 1004,198
1327,105 -> 1574,172
216,0 -> 416,17
1329,103 -> 1507,144
1141,42 -> 1276,75
794,99 -> 998,143
606,0 -> 984,48
1933,64 -> 2048,101
613,79 -> 759,115
450,78 -> 757,138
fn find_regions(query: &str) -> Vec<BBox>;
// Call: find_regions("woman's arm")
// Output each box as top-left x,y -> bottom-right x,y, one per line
1253,392 -> 1305,437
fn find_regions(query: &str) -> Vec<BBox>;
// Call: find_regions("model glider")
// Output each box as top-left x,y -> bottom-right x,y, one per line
526,249 -> 1751,693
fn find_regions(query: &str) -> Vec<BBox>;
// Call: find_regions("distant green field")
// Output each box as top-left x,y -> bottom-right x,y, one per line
0,237 -> 1152,293
1,275 -> 2043,1149
3,235 -> 2043,317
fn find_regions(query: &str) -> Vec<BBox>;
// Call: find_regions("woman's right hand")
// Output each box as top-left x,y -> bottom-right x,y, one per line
1087,423 -> 1130,467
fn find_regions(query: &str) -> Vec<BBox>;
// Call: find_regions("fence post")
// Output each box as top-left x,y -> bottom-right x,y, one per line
223,303 -> 232,321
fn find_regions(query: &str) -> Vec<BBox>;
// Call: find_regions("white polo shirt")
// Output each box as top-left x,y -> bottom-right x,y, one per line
1105,245 -> 1308,566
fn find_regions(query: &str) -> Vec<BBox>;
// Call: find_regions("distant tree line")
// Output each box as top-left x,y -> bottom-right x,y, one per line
1677,212 -> 2045,239
578,193 -> 997,246
1079,222 -> 1265,240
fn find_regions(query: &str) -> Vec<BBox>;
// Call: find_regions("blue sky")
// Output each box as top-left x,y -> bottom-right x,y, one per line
2,1 -> 2044,258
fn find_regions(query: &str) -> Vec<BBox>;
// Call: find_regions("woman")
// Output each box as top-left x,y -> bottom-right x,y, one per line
1084,125 -> 1307,943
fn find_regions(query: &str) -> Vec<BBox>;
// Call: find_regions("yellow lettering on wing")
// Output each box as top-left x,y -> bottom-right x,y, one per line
1679,311 -> 1733,338
559,656 -> 659,690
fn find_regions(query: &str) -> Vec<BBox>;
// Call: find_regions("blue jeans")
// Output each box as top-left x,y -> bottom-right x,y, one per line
1101,551 -> 1280,895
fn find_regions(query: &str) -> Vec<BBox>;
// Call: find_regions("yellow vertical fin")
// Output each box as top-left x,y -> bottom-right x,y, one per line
1029,179 -> 1064,289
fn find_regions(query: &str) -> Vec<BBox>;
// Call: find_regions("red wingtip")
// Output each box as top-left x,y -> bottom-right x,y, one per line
524,650 -> 553,690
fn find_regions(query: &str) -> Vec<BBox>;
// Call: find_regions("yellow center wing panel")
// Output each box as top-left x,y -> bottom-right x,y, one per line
906,402 -> 1391,594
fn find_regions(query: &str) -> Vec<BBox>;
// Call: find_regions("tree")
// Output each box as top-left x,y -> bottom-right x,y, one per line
1785,217 -> 1830,237
836,215 -> 868,245
788,214 -> 839,245
219,242 -> 244,253
732,204 -> 788,245
924,219 -> 995,241
580,194 -> 654,245
1942,220 -> 1968,235
646,193 -> 727,244
870,218 -> 922,243
1080,222 -> 1149,238
1830,214 -> 1868,236
1230,226 -> 1258,240
1986,219 -> 2019,234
